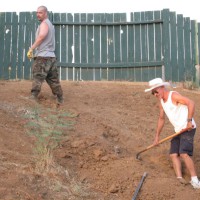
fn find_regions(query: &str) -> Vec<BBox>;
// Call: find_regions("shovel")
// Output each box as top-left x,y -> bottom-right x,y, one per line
136,128 -> 189,160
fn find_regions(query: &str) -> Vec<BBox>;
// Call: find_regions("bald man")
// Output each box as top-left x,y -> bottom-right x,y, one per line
27,6 -> 63,105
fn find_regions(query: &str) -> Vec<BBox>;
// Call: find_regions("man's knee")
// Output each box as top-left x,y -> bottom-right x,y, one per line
180,153 -> 189,159
170,153 -> 179,159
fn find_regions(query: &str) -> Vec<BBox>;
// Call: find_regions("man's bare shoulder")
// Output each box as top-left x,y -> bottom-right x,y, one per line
171,91 -> 192,105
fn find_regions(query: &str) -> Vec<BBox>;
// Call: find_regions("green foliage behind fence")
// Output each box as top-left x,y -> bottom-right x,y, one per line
0,9 -> 199,82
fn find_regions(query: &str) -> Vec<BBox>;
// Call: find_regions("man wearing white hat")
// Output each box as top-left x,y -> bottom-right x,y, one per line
145,78 -> 200,189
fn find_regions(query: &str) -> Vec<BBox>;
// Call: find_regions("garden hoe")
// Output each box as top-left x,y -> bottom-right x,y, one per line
136,128 -> 189,160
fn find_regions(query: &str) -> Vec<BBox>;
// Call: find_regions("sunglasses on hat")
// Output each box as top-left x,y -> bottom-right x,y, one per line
151,89 -> 159,95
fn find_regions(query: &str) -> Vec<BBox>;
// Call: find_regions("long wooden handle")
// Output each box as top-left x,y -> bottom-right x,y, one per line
136,128 -> 189,159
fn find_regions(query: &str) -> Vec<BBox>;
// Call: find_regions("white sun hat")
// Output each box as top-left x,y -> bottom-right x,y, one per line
144,78 -> 170,92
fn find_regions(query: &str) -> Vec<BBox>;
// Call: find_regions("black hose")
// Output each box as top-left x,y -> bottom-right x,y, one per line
132,172 -> 148,200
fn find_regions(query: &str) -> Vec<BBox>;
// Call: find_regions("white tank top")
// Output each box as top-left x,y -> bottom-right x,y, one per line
161,91 -> 196,132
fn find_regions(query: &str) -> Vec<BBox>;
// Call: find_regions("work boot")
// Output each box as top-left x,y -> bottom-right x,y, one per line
51,94 -> 57,99
56,95 -> 64,104
29,94 -> 38,102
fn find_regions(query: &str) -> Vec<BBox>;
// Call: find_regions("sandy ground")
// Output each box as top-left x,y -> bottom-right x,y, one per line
0,80 -> 200,200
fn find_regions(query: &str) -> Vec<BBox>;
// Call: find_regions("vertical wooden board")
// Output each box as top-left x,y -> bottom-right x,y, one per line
120,13 -> 127,62
126,67 -> 133,81
60,14 -> 67,61
53,13 -> 62,81
3,12 -> 12,79
101,14 -> 107,66
66,13 -> 74,80
184,17 -> 192,80
60,13 -> 67,80
134,12 -> 141,62
80,67 -> 86,81
120,14 -> 128,80
74,13 -> 81,65
81,14 -> 87,64
134,12 -> 142,81
177,15 -> 185,81
131,67 -> 136,81
140,12 -> 148,62
140,12 -> 149,81
80,14 -> 89,80
155,66 -> 162,77
170,12 -> 178,81
24,12 -> 34,79
29,12 -> 38,79
198,23 -> 200,64
87,14 -> 96,80
92,68 -> 99,81
114,13 -> 121,80
146,11 -> 156,81
190,20 -> 197,79
106,13 -> 114,63
0,13 -> 5,79
93,13 -> 101,63
99,13 -> 108,80
94,14 -> 101,80
127,13 -> 135,81
146,11 -> 154,61
74,67 -> 80,81
68,68 -> 74,81
67,13 -> 73,63
154,11 -> 162,61
87,13 -> 94,64
114,14 -> 121,63
129,67 -> 135,81
115,68 -> 122,81
128,13 -> 134,63
101,68 -> 107,81
154,11 -> 163,81
17,12 -> 26,79
133,67 -> 142,81
83,68 -> 93,81
31,12 -> 38,49
48,11 -> 53,21
94,67 -> 100,81
162,9 -> 171,81
10,12 -> 18,79
74,13 -> 83,80
53,13 -> 61,61
106,13 -> 114,80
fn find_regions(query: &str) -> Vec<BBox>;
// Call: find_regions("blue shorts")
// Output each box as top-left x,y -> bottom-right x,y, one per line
170,128 -> 196,156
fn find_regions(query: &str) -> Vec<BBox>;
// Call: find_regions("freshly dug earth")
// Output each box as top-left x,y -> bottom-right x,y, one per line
0,80 -> 200,200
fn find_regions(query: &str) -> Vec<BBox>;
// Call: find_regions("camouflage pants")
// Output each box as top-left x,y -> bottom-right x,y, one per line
31,57 -> 63,97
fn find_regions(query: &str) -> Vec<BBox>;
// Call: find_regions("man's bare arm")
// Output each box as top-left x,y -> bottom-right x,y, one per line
31,22 -> 49,50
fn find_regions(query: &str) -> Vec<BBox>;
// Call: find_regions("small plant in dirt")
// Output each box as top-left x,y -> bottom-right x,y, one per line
23,105 -> 75,174
22,106 -> 93,199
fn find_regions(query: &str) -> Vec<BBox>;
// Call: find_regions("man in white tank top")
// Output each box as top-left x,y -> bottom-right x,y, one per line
145,78 -> 200,189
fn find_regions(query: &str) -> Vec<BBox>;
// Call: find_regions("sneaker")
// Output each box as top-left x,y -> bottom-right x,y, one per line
190,180 -> 200,189
56,95 -> 64,104
178,178 -> 188,185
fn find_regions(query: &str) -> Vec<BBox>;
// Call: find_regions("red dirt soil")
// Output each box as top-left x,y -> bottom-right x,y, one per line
0,80 -> 200,200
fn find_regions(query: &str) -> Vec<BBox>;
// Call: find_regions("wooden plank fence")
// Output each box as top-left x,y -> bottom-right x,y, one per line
0,9 -> 200,83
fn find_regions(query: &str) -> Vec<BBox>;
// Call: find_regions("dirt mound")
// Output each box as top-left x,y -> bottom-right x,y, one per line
0,81 -> 200,200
